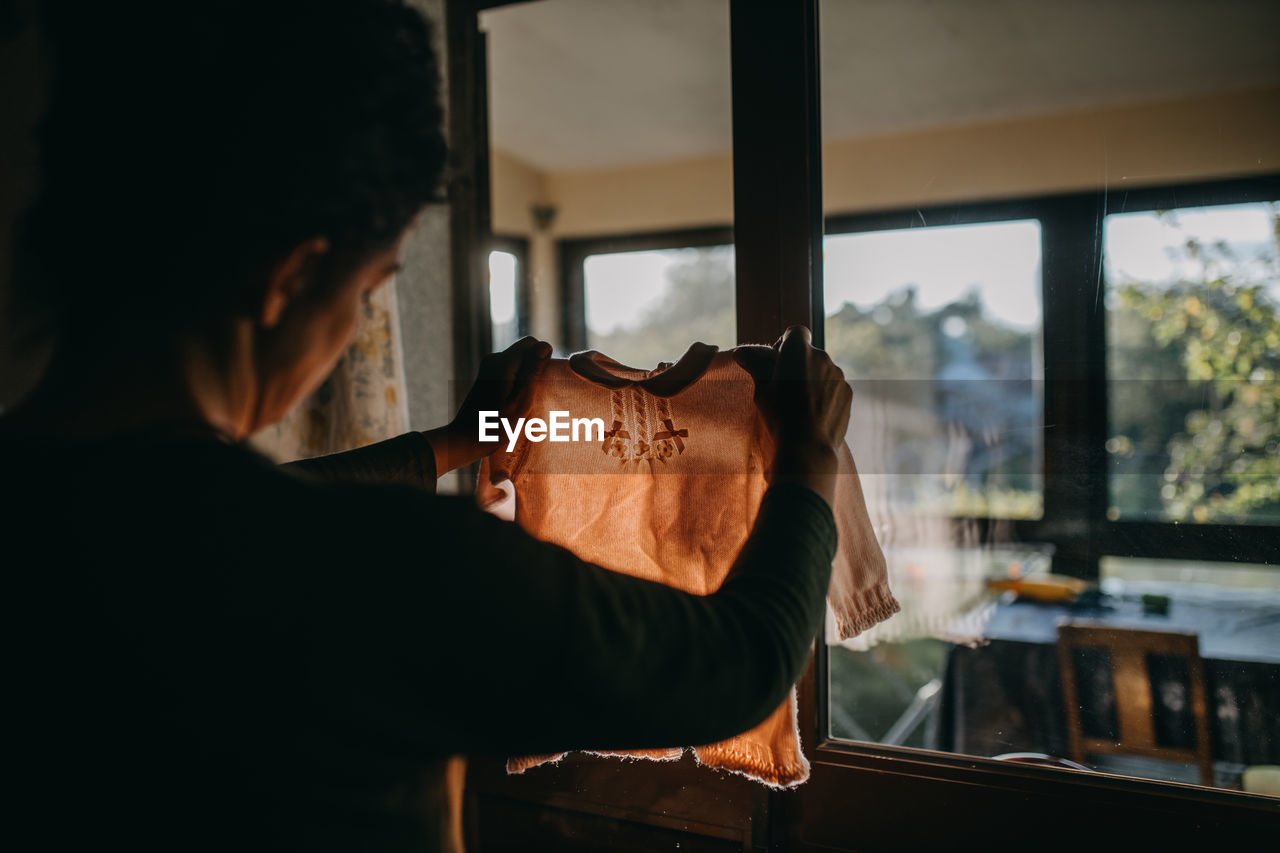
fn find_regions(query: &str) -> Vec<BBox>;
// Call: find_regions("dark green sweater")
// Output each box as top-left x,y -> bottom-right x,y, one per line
5,427 -> 835,851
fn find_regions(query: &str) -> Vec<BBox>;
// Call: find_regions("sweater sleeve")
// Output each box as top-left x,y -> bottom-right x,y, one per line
827,440 -> 899,638
281,431 -> 437,491
371,482 -> 836,758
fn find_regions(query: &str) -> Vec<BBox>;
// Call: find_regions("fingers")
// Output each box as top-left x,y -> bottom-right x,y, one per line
779,324 -> 812,347
514,341 -> 550,384
776,324 -> 813,381
754,324 -> 855,452
502,335 -> 553,363
774,323 -> 811,351
509,335 -> 552,367
489,336 -> 551,383
732,346 -> 777,383
503,337 -> 552,413
832,379 -> 854,439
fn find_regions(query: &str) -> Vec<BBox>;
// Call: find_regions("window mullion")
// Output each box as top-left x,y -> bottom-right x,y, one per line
729,0 -> 824,346
1040,195 -> 1109,578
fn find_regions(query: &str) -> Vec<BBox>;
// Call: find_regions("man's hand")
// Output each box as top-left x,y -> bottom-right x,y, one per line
734,325 -> 851,506
423,336 -> 552,476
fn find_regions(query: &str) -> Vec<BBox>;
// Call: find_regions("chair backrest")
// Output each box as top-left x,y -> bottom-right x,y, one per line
1056,623 -> 1213,786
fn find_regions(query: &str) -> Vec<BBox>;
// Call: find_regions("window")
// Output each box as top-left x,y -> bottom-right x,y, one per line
554,189 -> 1280,793
488,249 -> 519,351
487,236 -> 529,353
815,182 -> 1280,797
825,219 -> 1044,520
582,243 -> 734,368
1105,202 -> 1280,526
561,228 -> 735,363
467,0 -> 1280,845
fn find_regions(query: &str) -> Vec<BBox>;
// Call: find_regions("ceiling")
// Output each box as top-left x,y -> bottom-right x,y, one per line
480,0 -> 1280,173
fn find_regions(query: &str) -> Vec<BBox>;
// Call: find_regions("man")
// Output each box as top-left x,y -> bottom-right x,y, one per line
3,2 -> 851,850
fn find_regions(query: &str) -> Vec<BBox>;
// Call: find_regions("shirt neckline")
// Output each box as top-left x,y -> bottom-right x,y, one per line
567,342 -> 719,397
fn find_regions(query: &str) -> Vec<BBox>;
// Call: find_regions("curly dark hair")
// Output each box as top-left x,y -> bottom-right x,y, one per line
16,0 -> 448,342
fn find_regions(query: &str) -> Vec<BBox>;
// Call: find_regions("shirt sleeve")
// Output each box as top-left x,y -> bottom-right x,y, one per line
350,482 -> 836,758
751,398 -> 899,641
281,432 -> 437,492
826,440 -> 900,639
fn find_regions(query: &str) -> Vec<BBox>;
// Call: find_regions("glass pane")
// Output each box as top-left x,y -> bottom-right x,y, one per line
482,0 -> 733,362
583,244 -> 734,368
829,544 -> 1052,747
824,220 -> 1044,519
489,249 -> 519,352
822,220 -> 1047,763
1089,557 -> 1280,789
1105,203 -> 1280,525
816,0 -> 1280,805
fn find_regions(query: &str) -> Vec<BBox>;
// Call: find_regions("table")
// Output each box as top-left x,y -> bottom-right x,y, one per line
932,580 -> 1280,772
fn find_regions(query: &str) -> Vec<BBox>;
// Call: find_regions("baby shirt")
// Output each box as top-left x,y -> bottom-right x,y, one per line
476,341 -> 899,787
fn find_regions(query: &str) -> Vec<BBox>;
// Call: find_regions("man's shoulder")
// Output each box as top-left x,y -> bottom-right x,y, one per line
2,432 -> 481,561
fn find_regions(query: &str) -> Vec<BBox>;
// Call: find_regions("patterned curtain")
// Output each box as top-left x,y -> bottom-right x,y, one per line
251,280 -> 411,462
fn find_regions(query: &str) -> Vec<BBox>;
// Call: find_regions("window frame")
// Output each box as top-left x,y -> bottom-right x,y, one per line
488,233 -> 531,346
548,179 -> 1280,837
559,226 -> 734,353
559,176 -> 1280,573
805,174 -> 1280,846
822,176 -> 1280,576
458,0 -> 1280,844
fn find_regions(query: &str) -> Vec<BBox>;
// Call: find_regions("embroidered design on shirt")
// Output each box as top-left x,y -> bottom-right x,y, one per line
630,385 -> 649,461
602,422 -> 631,458
652,396 -> 688,462
602,390 -> 632,461
600,384 -> 690,463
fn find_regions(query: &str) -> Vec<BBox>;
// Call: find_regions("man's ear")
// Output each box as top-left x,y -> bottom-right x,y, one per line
259,236 -> 331,329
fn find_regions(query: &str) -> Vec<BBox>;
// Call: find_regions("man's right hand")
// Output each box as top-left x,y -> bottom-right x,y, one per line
735,325 -> 851,506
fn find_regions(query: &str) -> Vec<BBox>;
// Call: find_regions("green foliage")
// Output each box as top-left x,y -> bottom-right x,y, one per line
912,481 -> 1044,520
823,291 -> 937,381
1108,206 -> 1280,523
823,286 -> 1042,519
588,246 -> 735,368
828,640 -> 949,746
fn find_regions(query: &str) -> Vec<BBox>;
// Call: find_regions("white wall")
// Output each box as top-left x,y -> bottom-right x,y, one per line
491,87 -> 1280,348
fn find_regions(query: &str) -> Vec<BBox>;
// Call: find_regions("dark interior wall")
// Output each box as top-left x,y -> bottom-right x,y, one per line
0,2 -> 52,412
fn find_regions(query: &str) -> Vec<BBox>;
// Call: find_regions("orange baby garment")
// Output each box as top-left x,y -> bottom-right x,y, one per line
477,342 -> 898,787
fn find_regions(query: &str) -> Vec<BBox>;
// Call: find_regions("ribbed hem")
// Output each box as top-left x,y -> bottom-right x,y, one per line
507,740 -> 810,788
583,748 -> 684,764
692,740 -> 810,789
692,690 -> 810,789
506,753 -> 565,775
833,580 -> 901,641
506,747 -> 684,776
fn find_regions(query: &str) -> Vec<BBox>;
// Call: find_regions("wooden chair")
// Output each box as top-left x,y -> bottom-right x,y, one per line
1056,623 -> 1214,786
